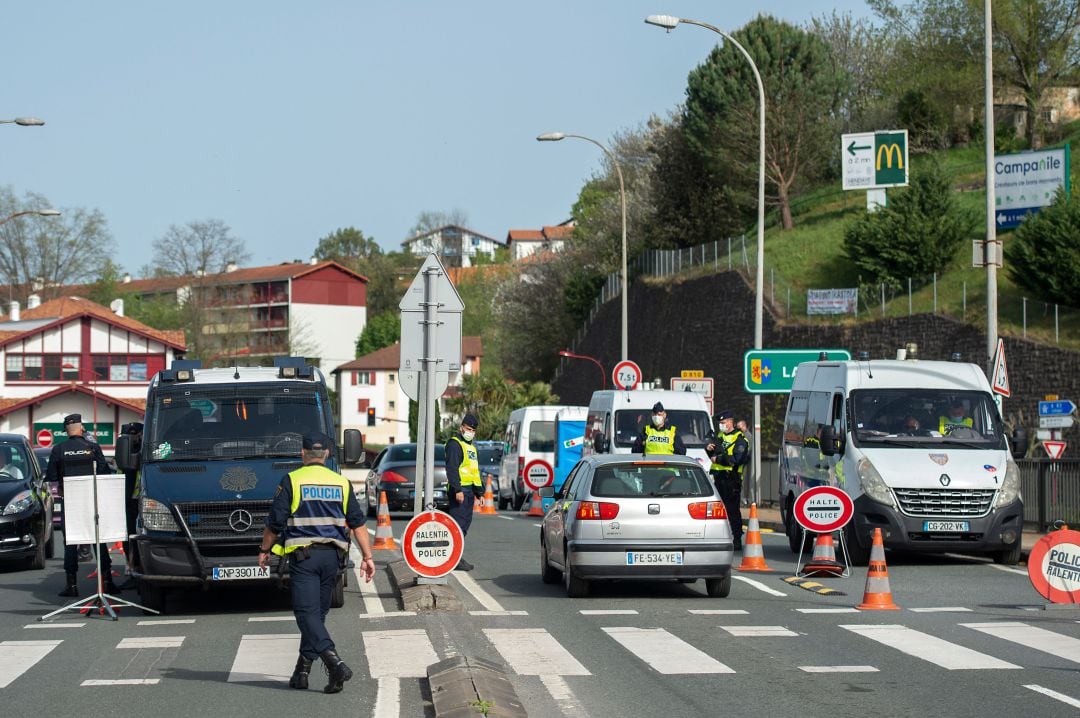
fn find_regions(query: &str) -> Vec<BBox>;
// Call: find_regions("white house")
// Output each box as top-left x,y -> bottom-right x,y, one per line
506,222 -> 573,261
401,225 -> 504,268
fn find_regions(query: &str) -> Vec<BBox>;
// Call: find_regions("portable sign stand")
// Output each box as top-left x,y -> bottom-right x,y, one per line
523,459 -> 554,492
1026,526 -> 1080,608
402,510 -> 464,582
792,486 -> 856,579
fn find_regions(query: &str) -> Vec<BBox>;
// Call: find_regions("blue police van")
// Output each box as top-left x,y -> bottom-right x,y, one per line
116,358 -> 363,613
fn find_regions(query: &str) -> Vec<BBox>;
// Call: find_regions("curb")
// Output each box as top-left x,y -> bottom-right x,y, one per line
428,656 -> 526,718
386,559 -> 465,612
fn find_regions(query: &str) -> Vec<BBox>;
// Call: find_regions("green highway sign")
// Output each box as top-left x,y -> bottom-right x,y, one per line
743,349 -> 852,394
842,130 -> 909,190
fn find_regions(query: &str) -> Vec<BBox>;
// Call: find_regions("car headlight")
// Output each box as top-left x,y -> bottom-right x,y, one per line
139,496 -> 179,532
995,458 -> 1021,508
2,489 -> 34,515
856,457 -> 895,507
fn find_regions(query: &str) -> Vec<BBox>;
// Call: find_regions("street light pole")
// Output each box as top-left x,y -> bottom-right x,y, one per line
0,117 -> 45,126
983,0 -> 1000,412
645,14 -> 767,502
538,132 -> 629,363
558,350 -> 607,390
0,209 -> 61,226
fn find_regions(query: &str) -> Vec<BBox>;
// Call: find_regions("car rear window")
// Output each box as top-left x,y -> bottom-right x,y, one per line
388,445 -> 446,462
528,421 -> 555,452
589,463 -> 714,498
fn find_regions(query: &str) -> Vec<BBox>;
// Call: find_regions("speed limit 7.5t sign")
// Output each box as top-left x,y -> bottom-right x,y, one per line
794,486 -> 855,533
612,360 -> 641,391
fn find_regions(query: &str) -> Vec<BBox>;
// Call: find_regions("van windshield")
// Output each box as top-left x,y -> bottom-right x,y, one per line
147,385 -> 329,461
613,410 -> 712,449
850,389 -> 1006,449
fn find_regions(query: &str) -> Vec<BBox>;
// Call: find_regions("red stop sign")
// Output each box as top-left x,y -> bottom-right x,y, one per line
36,429 -> 53,448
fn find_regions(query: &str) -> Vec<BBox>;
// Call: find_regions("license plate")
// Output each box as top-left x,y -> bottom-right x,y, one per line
212,566 -> 271,580
626,551 -> 683,566
54,502 -> 61,513
923,521 -> 969,532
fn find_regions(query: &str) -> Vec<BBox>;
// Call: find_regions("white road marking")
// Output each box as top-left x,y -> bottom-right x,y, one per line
1024,684 -> 1080,709
469,610 -> 529,616
962,622 -> 1080,664
359,611 -> 417,619
484,628 -> 590,675
987,564 -> 1028,576
689,609 -> 749,615
0,640 -> 63,688
799,665 -> 879,673
351,544 -> 386,615
841,624 -> 1021,670
540,674 -> 591,717
117,636 -> 185,649
795,608 -> 860,614
363,629 -> 438,678
603,627 -> 735,674
247,616 -> 294,622
732,575 -> 787,596
534,523 -> 543,528
452,571 -> 504,611
81,679 -> 161,686
497,515 -> 514,521
373,677 -> 401,718
909,607 -> 973,613
23,622 -> 85,629
579,609 -> 638,615
137,619 -> 195,626
720,625 -> 798,637
944,552 -> 993,563
227,634 -> 299,682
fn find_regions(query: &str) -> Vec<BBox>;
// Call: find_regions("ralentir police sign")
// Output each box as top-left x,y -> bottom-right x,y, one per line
841,130 -> 909,191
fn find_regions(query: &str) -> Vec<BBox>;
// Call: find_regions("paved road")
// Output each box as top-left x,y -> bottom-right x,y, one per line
1,515 -> 1079,717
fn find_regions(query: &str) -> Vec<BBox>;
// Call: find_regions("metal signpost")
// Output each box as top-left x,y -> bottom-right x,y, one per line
792,486 -> 855,578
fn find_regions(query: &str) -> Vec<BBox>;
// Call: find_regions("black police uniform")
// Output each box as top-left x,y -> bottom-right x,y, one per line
708,417 -> 749,549
44,414 -> 115,596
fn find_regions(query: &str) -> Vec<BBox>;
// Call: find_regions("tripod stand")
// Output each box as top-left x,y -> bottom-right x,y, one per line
39,467 -> 157,621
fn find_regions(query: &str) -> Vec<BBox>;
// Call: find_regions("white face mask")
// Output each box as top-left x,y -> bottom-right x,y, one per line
651,414 -> 664,428
462,428 -> 476,441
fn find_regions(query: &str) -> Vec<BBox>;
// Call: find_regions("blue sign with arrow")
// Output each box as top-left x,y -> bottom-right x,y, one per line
1039,400 -> 1075,416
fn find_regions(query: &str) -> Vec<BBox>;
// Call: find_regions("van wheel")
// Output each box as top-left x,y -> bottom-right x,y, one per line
844,522 -> 871,566
138,581 -> 167,615
45,526 -> 56,559
786,503 -> 806,554
366,493 -> 376,517
705,575 -> 731,598
498,495 -> 510,510
563,551 -> 589,598
330,574 -> 346,608
27,527 -> 46,570
540,538 -> 560,584
993,541 -> 1022,566
512,490 -> 526,512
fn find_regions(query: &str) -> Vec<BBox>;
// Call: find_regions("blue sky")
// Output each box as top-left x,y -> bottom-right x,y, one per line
4,1 -> 873,274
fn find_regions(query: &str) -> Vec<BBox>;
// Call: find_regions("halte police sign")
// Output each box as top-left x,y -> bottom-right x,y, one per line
793,486 -> 855,533
402,510 -> 463,578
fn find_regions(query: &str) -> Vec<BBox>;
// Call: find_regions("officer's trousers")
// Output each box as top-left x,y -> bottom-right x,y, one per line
448,490 -> 475,536
713,474 -> 743,544
289,547 -> 340,660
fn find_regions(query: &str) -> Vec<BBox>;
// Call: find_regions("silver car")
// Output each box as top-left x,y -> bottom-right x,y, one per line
539,454 -> 734,598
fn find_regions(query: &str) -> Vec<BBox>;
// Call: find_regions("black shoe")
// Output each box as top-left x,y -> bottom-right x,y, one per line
454,558 -> 474,572
732,540 -> 742,551
320,649 -> 353,694
118,576 -> 137,591
289,655 -> 313,690
58,573 -> 79,598
77,546 -> 92,562
104,580 -> 122,594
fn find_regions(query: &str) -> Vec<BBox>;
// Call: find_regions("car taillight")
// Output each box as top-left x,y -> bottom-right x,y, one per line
381,470 -> 409,483
576,501 -> 619,520
517,456 -> 524,480
688,501 -> 728,520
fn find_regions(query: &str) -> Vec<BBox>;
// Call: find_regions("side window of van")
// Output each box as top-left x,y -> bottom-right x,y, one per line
507,422 -> 520,453
784,392 -> 808,453
528,421 -> 555,453
830,393 -> 844,434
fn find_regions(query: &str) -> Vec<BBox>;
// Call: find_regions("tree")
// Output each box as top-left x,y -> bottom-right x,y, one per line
684,15 -> 846,230
842,160 -> 976,287
150,219 -> 250,276
407,209 -> 470,238
356,311 -> 400,357
442,371 -> 559,442
1005,187 -> 1080,304
0,186 -> 114,301
314,227 -> 381,262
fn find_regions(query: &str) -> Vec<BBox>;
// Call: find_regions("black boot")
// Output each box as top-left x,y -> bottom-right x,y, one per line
58,573 -> 79,597
104,578 -> 122,594
320,648 -> 353,694
289,655 -> 313,690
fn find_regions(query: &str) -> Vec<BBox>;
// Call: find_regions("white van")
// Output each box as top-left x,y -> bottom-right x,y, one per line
778,357 -> 1024,565
499,405 -> 585,510
583,389 -> 714,471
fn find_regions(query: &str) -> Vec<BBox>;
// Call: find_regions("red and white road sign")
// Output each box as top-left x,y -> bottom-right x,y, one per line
523,459 -> 554,491
612,360 -> 641,391
793,486 -> 855,533
1043,440 -> 1067,460
36,429 -> 53,448
991,338 -> 1011,397
1027,528 -> 1080,604
401,510 -> 463,578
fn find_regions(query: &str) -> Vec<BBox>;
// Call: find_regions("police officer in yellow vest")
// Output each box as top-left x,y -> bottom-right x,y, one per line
445,413 -> 482,571
632,402 -> 687,455
938,401 -> 974,435
706,410 -> 749,550
258,432 -> 375,694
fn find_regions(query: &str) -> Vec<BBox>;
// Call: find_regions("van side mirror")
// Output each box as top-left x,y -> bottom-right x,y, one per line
342,429 -> 364,465
114,435 -> 140,472
539,486 -> 554,498
1010,426 -> 1027,459
818,426 -> 839,457
593,432 -> 608,453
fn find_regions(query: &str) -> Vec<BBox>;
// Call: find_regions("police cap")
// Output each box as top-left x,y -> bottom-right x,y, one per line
714,409 -> 734,421
652,402 -> 665,413
121,421 -> 144,435
63,413 -> 82,427
462,413 -> 479,429
302,431 -> 332,451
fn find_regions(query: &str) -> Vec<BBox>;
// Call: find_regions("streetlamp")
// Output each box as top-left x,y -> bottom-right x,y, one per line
0,209 -> 61,226
645,14 -> 767,503
538,132 -> 629,363
982,0 -> 999,401
558,350 -> 607,390
0,117 -> 45,126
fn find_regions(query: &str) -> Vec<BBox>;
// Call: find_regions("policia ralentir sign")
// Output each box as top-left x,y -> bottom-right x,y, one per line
841,130 -> 909,190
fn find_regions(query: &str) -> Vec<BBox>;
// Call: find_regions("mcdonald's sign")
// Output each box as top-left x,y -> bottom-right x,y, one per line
841,130 -> 909,190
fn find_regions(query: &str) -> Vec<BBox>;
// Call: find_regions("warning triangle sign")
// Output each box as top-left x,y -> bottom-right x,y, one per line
991,338 -> 1010,397
1043,440 -> 1067,460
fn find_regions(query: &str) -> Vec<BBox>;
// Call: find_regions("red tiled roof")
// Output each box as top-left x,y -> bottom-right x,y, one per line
333,336 -> 484,372
462,336 -> 483,358
506,229 -> 545,242
542,225 -> 574,240
518,249 -> 560,265
87,260 -> 368,295
0,385 -> 147,418
445,264 -> 514,286
11,296 -> 187,350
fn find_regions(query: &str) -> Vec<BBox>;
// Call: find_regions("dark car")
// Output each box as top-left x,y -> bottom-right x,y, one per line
1,434 -> 55,569
475,440 -> 503,501
365,443 -> 449,515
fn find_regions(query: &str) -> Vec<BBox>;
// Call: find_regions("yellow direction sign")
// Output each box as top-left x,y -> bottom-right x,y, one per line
680,370 -> 704,378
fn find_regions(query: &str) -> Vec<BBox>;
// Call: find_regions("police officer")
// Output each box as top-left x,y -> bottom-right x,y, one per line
258,432 -> 374,694
118,421 -> 143,590
45,413 -> 118,597
631,402 -> 687,455
706,410 -> 749,550
445,413 -> 482,572
938,401 -> 973,435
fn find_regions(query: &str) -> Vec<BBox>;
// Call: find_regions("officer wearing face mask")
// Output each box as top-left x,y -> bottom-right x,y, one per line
632,402 -> 686,455
444,413 -> 482,571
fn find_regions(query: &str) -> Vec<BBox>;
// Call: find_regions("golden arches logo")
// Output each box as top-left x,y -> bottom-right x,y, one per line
876,143 -> 903,170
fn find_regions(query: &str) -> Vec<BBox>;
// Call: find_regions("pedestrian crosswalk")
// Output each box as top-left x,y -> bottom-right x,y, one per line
3,618 -> 1080,692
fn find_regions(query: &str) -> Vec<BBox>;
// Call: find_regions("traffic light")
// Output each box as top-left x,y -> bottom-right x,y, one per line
366,407 -> 376,426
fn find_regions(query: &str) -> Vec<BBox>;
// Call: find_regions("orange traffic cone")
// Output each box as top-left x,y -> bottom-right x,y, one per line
525,491 -> 545,517
856,528 -> 900,610
371,490 -> 398,550
473,491 -> 484,513
110,541 -> 125,556
736,503 -> 772,572
802,532 -> 845,577
480,478 -> 498,515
